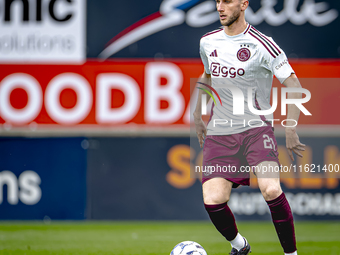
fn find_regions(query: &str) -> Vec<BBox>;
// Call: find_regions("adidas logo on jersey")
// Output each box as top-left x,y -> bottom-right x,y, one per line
210,49 -> 218,57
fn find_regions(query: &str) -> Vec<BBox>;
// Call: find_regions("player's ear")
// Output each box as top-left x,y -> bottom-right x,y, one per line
241,0 -> 249,11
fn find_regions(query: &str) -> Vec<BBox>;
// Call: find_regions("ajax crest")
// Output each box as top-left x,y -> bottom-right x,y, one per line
237,48 -> 251,62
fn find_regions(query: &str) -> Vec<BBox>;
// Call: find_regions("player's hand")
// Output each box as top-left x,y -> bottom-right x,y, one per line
285,127 -> 305,161
194,116 -> 207,148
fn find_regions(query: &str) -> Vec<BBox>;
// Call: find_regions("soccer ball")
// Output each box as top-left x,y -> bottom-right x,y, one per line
170,241 -> 207,255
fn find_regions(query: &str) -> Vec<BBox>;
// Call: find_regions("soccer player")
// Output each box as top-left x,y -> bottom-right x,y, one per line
194,0 -> 306,255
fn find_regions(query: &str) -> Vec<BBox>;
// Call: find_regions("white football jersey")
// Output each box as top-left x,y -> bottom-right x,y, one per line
199,23 -> 295,135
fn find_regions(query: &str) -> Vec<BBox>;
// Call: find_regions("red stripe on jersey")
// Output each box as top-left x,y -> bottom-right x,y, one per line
244,24 -> 251,34
249,31 -> 276,58
250,28 -> 279,56
251,26 -> 282,54
202,29 -> 223,38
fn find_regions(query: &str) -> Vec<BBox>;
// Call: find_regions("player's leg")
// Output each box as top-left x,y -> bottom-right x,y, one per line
202,134 -> 251,254
256,161 -> 297,255
203,178 -> 249,253
245,126 -> 297,254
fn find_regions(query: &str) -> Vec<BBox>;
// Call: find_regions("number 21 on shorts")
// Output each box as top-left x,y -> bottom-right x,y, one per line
263,135 -> 276,150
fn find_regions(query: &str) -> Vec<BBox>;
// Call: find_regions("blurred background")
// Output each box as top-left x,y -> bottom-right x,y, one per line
0,0 -> 340,222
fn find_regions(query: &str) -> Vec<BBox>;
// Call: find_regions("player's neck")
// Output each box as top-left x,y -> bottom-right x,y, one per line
223,19 -> 248,36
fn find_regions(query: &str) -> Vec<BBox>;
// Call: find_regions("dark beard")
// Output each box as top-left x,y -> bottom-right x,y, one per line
221,10 -> 241,27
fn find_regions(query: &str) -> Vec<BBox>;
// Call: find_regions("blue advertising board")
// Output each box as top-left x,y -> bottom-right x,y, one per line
86,137 -> 207,220
87,136 -> 340,220
0,138 -> 87,220
87,0 -> 340,59
1,135 -> 339,220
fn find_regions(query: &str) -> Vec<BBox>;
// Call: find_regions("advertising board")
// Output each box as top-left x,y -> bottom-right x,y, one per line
0,0 -> 86,63
0,137 -> 87,219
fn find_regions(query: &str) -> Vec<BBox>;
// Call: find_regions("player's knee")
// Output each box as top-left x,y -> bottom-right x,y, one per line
261,185 -> 282,201
203,193 -> 230,205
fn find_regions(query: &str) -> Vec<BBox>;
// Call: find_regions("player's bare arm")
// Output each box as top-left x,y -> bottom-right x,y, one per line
282,73 -> 306,161
193,72 -> 211,148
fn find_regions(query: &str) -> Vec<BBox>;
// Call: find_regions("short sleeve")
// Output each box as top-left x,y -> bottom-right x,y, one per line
199,40 -> 210,74
261,38 -> 295,84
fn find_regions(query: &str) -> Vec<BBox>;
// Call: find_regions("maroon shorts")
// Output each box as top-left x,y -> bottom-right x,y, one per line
202,125 -> 280,187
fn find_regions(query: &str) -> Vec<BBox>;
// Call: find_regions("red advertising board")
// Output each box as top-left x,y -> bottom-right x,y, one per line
0,59 -> 339,129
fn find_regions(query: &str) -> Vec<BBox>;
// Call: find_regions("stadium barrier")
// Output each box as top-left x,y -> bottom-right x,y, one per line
1,134 -> 339,220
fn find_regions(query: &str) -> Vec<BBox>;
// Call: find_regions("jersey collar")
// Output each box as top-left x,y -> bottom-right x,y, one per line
223,23 -> 251,39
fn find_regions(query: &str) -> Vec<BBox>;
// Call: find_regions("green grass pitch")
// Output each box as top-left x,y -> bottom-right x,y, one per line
0,221 -> 339,255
